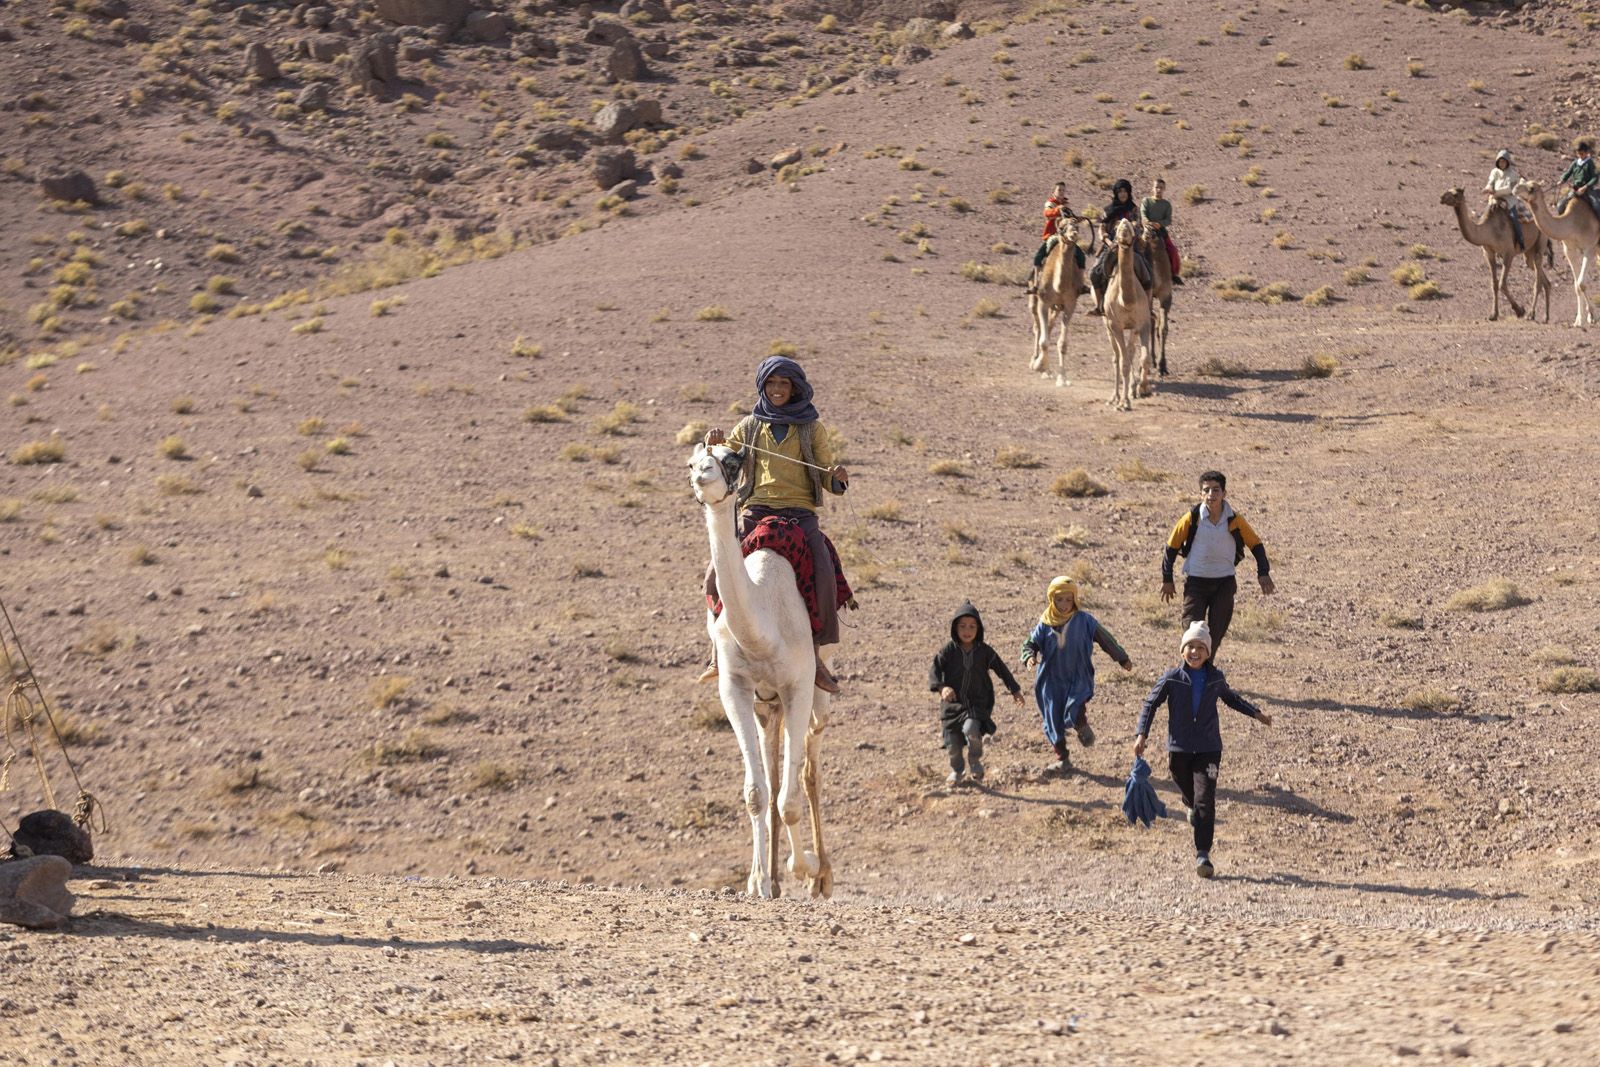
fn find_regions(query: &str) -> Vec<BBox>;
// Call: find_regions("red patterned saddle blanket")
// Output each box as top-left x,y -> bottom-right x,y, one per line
707,516 -> 851,635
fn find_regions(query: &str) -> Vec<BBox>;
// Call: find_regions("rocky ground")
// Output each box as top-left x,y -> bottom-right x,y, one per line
2,0 -> 1600,1062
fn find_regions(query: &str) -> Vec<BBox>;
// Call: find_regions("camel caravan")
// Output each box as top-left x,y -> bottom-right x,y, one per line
1024,177 -> 1180,409
682,145 -> 1600,902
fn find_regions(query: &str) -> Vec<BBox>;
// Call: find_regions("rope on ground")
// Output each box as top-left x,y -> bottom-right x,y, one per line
0,595 -> 109,837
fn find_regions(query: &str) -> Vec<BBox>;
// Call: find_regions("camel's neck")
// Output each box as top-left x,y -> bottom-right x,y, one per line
705,495 -> 776,656
1450,198 -> 1482,244
1529,192 -> 1582,239
1115,243 -> 1138,303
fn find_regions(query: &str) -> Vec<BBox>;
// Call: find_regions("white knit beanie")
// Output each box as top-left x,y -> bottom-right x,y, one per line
1180,620 -> 1212,655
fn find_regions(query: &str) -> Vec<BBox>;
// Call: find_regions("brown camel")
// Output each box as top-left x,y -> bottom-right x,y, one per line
1516,179 -> 1598,328
1104,218 -> 1153,411
1137,219 -> 1174,375
1439,188 -> 1551,323
1027,217 -> 1088,387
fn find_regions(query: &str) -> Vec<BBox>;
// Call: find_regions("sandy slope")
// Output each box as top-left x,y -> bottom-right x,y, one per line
3,1 -> 1600,1061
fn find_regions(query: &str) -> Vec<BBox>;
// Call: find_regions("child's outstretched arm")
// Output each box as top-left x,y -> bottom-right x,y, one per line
987,648 -> 1026,706
1092,621 -> 1134,671
1019,622 -> 1047,666
1220,682 -> 1274,726
1133,674 -> 1171,756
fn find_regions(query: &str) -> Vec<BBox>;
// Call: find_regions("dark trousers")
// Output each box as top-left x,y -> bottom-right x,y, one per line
1169,750 -> 1221,853
941,705 -> 985,772
1090,245 -> 1151,298
1181,574 -> 1236,657
703,505 -> 839,646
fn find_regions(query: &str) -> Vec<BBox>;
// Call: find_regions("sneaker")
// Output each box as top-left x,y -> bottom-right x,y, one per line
1195,853 -> 1214,879
1042,758 -> 1069,777
1172,276 -> 1184,286
1074,719 -> 1095,747
968,756 -> 985,781
945,769 -> 964,786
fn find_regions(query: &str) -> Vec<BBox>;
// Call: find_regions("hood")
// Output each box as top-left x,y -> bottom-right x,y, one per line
1111,178 -> 1133,201
950,601 -> 984,643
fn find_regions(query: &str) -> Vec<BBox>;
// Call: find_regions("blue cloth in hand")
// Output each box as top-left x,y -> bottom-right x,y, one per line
1121,757 -> 1168,829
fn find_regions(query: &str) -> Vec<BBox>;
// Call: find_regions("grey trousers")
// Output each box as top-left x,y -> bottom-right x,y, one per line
947,718 -> 985,773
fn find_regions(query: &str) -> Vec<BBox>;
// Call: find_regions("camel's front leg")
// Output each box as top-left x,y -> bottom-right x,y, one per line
1484,247 -> 1501,321
1029,294 -> 1048,373
1581,251 -> 1596,327
776,683 -> 815,885
1498,254 -> 1526,319
1053,306 -> 1070,387
759,700 -> 784,899
1105,324 -> 1125,409
720,679 -> 772,898
1135,322 -> 1155,398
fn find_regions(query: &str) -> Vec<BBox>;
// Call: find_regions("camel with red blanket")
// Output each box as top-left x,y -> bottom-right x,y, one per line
689,443 -> 844,899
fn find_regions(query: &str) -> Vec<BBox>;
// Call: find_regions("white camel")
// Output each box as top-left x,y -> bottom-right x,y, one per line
688,443 -> 833,899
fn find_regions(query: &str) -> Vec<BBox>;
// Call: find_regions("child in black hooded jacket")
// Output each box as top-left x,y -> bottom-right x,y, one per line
929,602 -> 1024,784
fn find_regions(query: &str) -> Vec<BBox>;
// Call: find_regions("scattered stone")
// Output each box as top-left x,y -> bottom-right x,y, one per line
434,564 -> 450,578
303,5 -> 335,29
584,17 -> 635,46
302,34 -> 349,62
743,159 -> 764,175
349,32 -> 401,94
591,147 -> 637,189
464,10 -> 508,41
942,21 -> 974,40
400,39 -> 439,61
769,147 -> 803,170
0,25 -> 14,43
412,161 -> 454,183
120,21 -> 152,42
8,811 -> 92,865
243,42 -> 280,80
895,43 -> 932,65
532,124 -> 585,152
79,0 -> 128,17
296,83 -> 330,112
373,0 -> 472,29
0,856 -> 74,930
608,179 -> 638,200
38,170 -> 100,206
606,39 -> 647,82
653,160 -> 683,180
593,101 -> 640,143
956,933 -> 977,946
1553,1021 -> 1576,1033
512,33 -> 557,58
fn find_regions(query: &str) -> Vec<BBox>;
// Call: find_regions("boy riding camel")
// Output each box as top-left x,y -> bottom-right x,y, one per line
1140,177 -> 1184,285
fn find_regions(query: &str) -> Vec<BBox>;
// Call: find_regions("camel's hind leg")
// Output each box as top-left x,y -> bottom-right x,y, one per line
774,681 -> 815,889
1104,323 -> 1126,409
758,699 -> 783,898
1154,301 -> 1170,376
1484,247 -> 1503,321
1499,254 -> 1526,319
801,666 -> 833,898
1529,246 -> 1551,322
1135,321 -> 1155,399
1029,293 -> 1047,373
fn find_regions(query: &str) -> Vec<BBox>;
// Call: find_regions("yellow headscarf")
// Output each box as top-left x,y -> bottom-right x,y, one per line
1040,576 -> 1079,627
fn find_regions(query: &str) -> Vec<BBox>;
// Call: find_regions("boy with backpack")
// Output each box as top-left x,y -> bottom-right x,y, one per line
1159,470 -> 1274,661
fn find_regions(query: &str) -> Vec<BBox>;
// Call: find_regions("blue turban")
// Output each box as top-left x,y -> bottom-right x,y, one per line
751,356 -> 819,433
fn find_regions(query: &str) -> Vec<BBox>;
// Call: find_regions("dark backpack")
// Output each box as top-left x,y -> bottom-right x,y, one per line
1178,505 -> 1246,566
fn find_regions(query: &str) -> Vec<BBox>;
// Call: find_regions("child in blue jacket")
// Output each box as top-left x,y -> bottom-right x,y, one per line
1021,577 -> 1131,776
1133,620 -> 1273,878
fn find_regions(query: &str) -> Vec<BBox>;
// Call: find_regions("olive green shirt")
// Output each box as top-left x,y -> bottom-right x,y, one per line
726,420 -> 839,512
1140,196 -> 1173,228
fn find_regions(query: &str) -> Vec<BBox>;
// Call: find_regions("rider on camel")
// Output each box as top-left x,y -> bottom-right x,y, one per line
1026,182 -> 1078,295
1557,140 -> 1600,220
1140,177 -> 1184,285
1088,179 -> 1151,316
1484,149 -> 1528,251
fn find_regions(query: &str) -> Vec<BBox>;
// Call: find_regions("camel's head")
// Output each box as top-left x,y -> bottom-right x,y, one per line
688,442 -> 743,505
1515,178 -> 1541,197
1063,216 -> 1080,243
1440,188 -> 1463,207
1115,217 -> 1135,245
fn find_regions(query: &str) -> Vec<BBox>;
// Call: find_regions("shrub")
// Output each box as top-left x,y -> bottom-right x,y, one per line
1391,263 -> 1426,287
1379,609 -> 1423,629
1300,352 -> 1339,377
1116,458 -> 1168,482
1052,469 -> 1107,498
1406,61 -> 1425,78
511,336 -> 542,358
1400,688 -> 1458,713
995,446 -> 1043,469
1183,185 -> 1206,205
1538,667 -> 1600,693
1409,281 -> 1443,301
1154,57 -> 1179,74
593,400 -> 641,435
1344,54 -> 1369,70
1196,357 -> 1247,378
927,459 -> 968,478
675,421 -> 708,446
970,297 -> 1004,318
12,439 -> 65,465
1343,267 -> 1370,286
694,306 -> 731,322
1302,286 -> 1336,307
207,243 -> 241,263
1446,578 -> 1530,612
158,435 -> 188,460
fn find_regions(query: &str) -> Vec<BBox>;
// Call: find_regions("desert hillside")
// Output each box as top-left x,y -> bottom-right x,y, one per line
2,0 -> 1599,1062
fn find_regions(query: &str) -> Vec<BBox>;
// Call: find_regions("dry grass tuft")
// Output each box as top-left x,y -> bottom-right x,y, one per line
1115,458 -> 1168,483
368,676 -> 412,710
1196,357 -> 1248,378
1053,525 -> 1091,548
1300,352 -> 1340,378
367,729 -> 444,765
928,459 -> 968,478
1400,688 -> 1459,714
1446,578 -> 1530,613
1052,469 -> 1107,498
675,420 -> 709,446
469,761 -> 520,791
158,435 -> 188,460
1379,608 -> 1423,630
969,297 -> 1004,319
995,445 -> 1043,469
694,305 -> 732,322
1538,667 -> 1600,694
